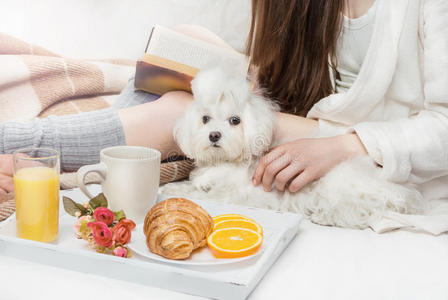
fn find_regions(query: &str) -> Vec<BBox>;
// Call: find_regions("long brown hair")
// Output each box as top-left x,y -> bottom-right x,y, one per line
246,0 -> 345,116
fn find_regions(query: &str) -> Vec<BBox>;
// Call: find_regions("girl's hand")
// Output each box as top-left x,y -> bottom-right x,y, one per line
0,154 -> 14,193
252,134 -> 368,193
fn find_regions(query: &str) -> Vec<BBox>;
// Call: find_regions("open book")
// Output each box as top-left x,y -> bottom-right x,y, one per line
134,25 -> 248,95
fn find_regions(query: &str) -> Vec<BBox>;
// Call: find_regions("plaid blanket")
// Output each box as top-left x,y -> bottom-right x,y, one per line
0,33 -> 194,221
0,32 -> 135,122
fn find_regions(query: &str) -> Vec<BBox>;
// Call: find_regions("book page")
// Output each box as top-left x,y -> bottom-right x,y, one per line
147,25 -> 247,70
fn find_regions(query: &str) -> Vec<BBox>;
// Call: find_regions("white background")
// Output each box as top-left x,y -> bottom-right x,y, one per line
0,0 -> 251,59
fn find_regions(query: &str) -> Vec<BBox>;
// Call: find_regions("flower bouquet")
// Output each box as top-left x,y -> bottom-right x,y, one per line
63,193 -> 135,258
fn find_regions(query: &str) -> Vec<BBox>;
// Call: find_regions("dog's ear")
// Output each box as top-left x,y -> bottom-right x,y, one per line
191,68 -> 225,104
243,95 -> 277,157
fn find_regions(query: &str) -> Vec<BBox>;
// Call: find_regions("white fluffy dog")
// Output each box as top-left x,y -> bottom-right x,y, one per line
161,66 -> 423,229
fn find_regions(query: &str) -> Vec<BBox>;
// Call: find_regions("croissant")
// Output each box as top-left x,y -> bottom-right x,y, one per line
143,197 -> 214,260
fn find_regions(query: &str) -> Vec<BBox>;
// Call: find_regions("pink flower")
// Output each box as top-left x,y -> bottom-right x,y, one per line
120,219 -> 136,230
113,246 -> 128,257
93,207 -> 115,226
87,222 -> 113,248
112,219 -> 135,245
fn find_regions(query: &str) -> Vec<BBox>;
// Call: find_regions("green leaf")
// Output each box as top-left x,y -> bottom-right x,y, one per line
89,193 -> 108,210
114,210 -> 126,221
63,196 -> 88,217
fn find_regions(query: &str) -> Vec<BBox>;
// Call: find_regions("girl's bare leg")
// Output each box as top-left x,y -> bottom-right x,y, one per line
118,91 -> 192,159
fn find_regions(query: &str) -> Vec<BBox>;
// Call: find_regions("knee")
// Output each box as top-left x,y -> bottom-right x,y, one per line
160,91 -> 193,111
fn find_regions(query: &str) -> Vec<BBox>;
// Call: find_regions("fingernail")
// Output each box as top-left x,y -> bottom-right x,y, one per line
252,178 -> 257,186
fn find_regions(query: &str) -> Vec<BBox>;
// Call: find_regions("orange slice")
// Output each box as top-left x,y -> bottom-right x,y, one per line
207,227 -> 263,258
214,219 -> 263,235
212,214 -> 254,224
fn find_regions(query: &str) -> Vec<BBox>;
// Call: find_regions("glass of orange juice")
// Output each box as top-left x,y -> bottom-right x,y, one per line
13,148 -> 60,243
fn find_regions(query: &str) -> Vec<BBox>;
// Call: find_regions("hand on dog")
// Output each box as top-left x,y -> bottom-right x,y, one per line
252,133 -> 368,193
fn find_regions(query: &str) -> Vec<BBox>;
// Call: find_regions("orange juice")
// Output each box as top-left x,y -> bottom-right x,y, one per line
14,167 -> 60,242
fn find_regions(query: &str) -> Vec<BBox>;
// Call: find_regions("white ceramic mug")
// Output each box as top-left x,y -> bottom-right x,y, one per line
77,146 -> 161,223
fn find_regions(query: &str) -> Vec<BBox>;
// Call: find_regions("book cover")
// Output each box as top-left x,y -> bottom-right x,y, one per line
134,59 -> 197,95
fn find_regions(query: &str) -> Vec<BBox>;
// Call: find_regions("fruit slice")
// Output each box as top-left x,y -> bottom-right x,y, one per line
207,227 -> 263,258
212,214 -> 254,224
214,219 -> 263,235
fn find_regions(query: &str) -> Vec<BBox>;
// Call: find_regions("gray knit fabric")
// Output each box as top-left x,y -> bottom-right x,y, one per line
113,78 -> 159,109
0,108 -> 125,172
0,78 -> 160,171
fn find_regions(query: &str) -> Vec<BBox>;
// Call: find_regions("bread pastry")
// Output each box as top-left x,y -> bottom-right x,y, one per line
143,197 -> 213,260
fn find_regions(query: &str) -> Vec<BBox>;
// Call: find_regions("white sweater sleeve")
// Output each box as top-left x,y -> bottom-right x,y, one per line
351,0 -> 448,183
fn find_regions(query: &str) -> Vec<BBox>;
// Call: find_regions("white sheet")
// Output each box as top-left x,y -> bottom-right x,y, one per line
1,220 -> 447,300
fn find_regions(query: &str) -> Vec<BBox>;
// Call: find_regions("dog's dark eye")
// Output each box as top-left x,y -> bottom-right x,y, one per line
202,115 -> 211,124
229,116 -> 240,126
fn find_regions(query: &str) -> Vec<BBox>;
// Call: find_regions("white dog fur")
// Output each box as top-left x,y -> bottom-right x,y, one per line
161,65 -> 424,229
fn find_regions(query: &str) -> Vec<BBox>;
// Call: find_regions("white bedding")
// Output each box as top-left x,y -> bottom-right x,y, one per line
1,219 -> 447,300
1,1 -> 447,299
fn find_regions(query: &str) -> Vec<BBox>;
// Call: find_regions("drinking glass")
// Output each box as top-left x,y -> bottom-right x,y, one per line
13,148 -> 60,242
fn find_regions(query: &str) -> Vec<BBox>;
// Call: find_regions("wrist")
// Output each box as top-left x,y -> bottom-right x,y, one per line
338,133 -> 368,158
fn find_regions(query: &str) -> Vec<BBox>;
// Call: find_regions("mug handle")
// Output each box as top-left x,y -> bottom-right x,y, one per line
76,162 -> 107,199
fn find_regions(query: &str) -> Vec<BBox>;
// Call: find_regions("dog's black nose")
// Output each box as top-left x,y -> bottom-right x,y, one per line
209,131 -> 221,143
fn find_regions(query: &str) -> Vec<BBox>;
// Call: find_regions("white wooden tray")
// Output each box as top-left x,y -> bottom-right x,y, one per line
0,185 -> 301,300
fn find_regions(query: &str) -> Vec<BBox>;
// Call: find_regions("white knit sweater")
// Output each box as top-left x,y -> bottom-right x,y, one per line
308,0 -> 448,234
